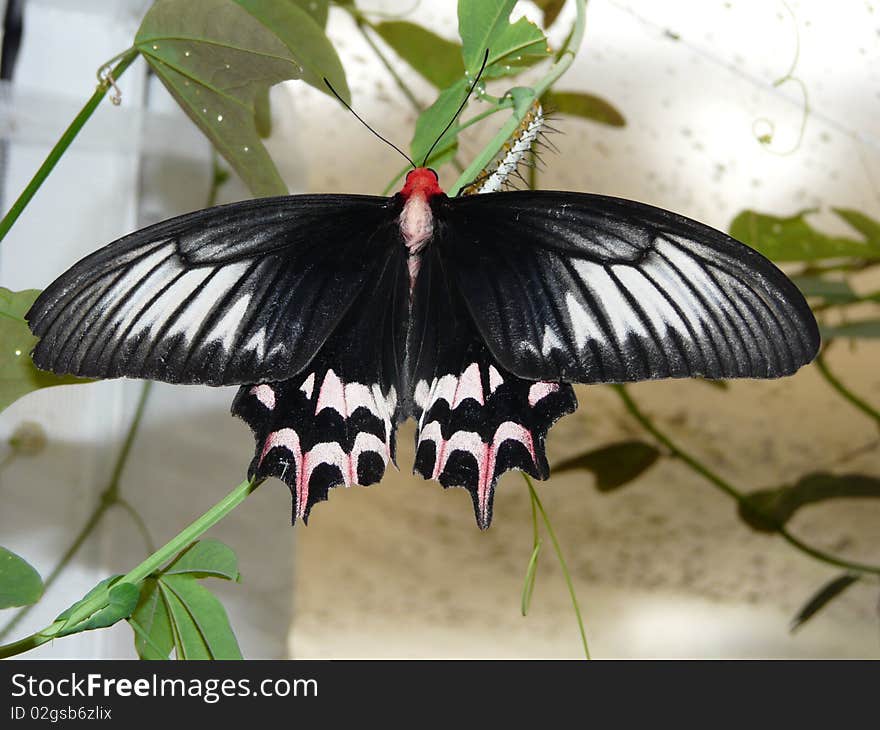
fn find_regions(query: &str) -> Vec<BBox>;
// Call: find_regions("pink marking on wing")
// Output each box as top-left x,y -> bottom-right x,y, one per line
351,431 -> 389,468
488,365 -> 504,394
528,381 -> 560,407
315,369 -> 346,416
478,422 -> 535,527
249,384 -> 275,410
300,372 -> 315,400
344,382 -> 376,416
452,363 -> 484,408
303,442 -> 351,487
259,428 -> 306,519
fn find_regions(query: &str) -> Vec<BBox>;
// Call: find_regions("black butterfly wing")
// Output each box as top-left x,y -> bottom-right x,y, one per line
26,194 -> 404,386
232,240 -> 410,523
432,190 -> 819,383
407,242 -> 577,529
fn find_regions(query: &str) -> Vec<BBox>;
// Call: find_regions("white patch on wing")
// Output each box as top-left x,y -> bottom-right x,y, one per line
107,250 -> 179,336
573,260 -> 648,344
488,365 -> 504,394
131,267 -> 215,337
206,294 -> 251,351
528,382 -> 559,406
643,251 -> 711,342
165,260 -> 250,344
106,246 -> 175,323
414,379 -> 431,411
613,262 -> 688,339
300,372 -> 315,400
244,327 -> 267,359
565,292 -> 603,350
541,324 -> 564,356
315,369 -> 346,416
451,363 -> 484,408
249,384 -> 275,410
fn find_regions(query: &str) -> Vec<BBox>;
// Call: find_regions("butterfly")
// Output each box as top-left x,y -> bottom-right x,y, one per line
23,61 -> 820,528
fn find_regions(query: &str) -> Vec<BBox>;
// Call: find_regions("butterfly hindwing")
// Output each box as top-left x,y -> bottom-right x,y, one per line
433,190 -> 820,384
408,246 -> 577,528
233,245 -> 410,522
26,194 -> 403,386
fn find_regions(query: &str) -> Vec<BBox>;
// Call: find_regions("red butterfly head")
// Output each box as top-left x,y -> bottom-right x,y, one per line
400,167 -> 443,200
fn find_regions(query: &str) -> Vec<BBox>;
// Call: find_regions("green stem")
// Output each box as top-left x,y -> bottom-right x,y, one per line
523,475 -> 591,659
0,381 -> 153,644
613,384 -> 880,576
0,47 -> 139,244
815,351 -> 880,430
0,477 -> 262,658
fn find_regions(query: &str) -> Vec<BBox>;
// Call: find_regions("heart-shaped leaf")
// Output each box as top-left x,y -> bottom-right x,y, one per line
459,0 -> 550,78
554,440 -> 661,491
0,288 -> 89,414
135,0 -> 348,198
542,90 -> 625,127
739,472 -> 880,532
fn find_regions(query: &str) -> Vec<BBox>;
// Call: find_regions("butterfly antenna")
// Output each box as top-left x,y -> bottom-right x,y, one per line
323,78 -> 415,168
421,48 -> 490,168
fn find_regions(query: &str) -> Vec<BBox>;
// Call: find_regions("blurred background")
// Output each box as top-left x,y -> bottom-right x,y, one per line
0,0 -> 878,658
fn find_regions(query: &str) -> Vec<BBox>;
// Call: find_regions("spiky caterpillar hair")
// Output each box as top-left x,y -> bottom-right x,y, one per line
462,101 -> 546,196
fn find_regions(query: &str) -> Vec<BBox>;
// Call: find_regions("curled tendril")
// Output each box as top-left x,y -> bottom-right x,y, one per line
753,1 -> 809,156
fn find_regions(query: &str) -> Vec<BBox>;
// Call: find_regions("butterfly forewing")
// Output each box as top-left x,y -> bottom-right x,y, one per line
434,190 -> 819,384
26,194 -> 403,386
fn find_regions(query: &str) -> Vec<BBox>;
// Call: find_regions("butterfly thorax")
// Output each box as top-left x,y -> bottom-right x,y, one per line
399,167 -> 444,291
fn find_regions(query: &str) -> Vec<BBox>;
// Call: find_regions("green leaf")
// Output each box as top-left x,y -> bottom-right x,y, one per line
553,440 -> 661,491
373,21 -> 464,89
728,209 -> 880,262
0,288 -> 90,414
790,275 -> 858,304
410,80 -> 467,167
520,540 -> 542,616
739,472 -> 880,533
290,0 -> 329,27
533,0 -> 566,28
57,581 -> 140,637
790,573 -> 860,633
0,547 -> 43,609
159,581 -> 212,659
234,0 -> 349,100
458,0 -> 550,77
821,320 -> 880,339
163,576 -> 242,659
832,208 -> 880,245
163,539 -> 239,581
56,576 -> 120,624
129,580 -> 174,660
126,540 -> 242,659
541,90 -> 626,127
56,576 -> 138,636
135,0 -> 348,198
